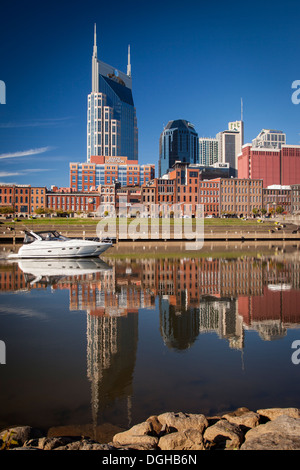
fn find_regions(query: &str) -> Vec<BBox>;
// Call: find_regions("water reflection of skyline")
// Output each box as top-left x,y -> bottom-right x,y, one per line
1,254 -> 300,346
1,252 -> 300,433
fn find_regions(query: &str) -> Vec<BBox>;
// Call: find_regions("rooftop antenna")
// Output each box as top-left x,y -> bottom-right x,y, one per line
127,45 -> 131,77
92,23 -> 99,93
93,23 -> 97,58
241,98 -> 243,122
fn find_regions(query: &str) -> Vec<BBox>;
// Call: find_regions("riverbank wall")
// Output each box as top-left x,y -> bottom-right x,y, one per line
1,222 -> 300,244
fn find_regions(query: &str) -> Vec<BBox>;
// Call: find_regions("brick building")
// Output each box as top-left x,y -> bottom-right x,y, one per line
263,185 -> 291,214
30,187 -> 47,214
220,178 -> 263,217
141,178 -> 176,216
141,168 -> 263,218
47,183 -> 145,217
13,185 -> 31,214
116,185 -> 142,215
47,189 -> 101,214
238,144 -> 300,187
70,155 -> 154,192
199,179 -> 220,216
0,184 -> 47,216
291,184 -> 300,215
0,184 -> 14,211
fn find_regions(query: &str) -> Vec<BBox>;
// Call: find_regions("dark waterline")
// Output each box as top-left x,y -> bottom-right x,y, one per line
0,243 -> 300,441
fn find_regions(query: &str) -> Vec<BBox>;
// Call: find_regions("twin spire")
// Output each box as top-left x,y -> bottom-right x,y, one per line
127,45 -> 131,77
93,23 -> 97,59
93,23 -> 131,77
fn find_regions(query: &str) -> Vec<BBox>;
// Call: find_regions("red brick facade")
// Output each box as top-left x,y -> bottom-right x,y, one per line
0,184 -> 46,215
70,156 -> 155,191
238,144 -> 300,187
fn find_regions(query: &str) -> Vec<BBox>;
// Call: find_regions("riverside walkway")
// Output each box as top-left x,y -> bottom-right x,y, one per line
0,218 -> 299,243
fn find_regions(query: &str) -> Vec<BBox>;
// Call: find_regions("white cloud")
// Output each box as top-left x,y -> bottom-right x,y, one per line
0,171 -> 22,177
0,117 -> 73,129
0,147 -> 52,160
0,305 -> 48,319
22,168 -> 52,173
0,168 -> 52,178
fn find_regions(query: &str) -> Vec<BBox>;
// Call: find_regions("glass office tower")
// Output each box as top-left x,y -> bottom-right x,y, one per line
87,25 -> 138,162
159,120 -> 199,177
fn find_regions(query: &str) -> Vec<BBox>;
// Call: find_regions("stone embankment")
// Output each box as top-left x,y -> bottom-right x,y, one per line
1,407 -> 300,450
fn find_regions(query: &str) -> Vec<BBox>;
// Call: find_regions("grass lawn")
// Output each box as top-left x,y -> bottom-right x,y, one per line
2,216 -> 275,227
2,217 -> 98,225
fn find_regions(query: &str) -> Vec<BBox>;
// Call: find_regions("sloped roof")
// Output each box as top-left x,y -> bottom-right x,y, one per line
102,75 -> 134,106
165,120 -> 196,131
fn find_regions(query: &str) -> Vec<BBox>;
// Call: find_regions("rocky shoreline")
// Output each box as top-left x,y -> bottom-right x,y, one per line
1,407 -> 300,450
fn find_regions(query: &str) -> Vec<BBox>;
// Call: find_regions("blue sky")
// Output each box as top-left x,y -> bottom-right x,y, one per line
0,0 -> 299,188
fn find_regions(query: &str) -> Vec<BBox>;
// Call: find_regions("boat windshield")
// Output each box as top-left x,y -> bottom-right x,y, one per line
24,231 -> 69,243
38,231 -> 69,241
24,232 -> 37,244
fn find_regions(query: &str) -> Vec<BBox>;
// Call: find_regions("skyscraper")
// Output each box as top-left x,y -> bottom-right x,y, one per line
198,137 -> 219,166
87,24 -> 138,162
229,120 -> 244,156
252,129 -> 286,150
159,120 -> 199,177
216,120 -> 244,175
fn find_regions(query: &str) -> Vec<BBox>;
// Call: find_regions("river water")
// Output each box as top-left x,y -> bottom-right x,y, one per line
0,242 -> 300,441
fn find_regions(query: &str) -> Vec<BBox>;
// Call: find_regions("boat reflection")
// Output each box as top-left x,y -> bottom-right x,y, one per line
16,258 -> 111,286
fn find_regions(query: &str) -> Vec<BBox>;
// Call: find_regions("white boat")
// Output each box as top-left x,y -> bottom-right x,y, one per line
8,230 -> 112,259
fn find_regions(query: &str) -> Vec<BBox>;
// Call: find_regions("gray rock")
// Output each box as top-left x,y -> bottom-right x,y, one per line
222,408 -> 260,430
257,407 -> 300,421
3,407 -> 300,451
54,439 -> 116,450
10,446 -> 42,450
112,434 -> 158,449
110,441 -> 159,451
0,426 -> 43,448
26,436 -> 76,450
241,434 -> 300,450
157,412 -> 208,434
241,415 -> 300,450
146,415 -> 163,436
112,421 -> 158,449
203,419 -> 244,450
158,429 -> 205,450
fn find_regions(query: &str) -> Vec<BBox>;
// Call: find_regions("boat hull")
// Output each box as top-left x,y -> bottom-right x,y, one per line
10,239 -> 112,259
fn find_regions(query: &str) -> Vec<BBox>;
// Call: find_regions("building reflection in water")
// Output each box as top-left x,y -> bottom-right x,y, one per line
1,250 -> 300,430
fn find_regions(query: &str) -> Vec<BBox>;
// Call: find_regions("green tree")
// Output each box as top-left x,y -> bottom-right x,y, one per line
56,209 -> 68,217
0,206 -> 14,214
34,207 -> 47,215
276,206 -> 284,214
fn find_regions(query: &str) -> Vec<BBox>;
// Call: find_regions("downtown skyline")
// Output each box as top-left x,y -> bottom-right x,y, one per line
0,0 -> 300,188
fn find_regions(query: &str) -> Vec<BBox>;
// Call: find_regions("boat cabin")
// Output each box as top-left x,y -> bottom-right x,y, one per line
23,231 -> 67,243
